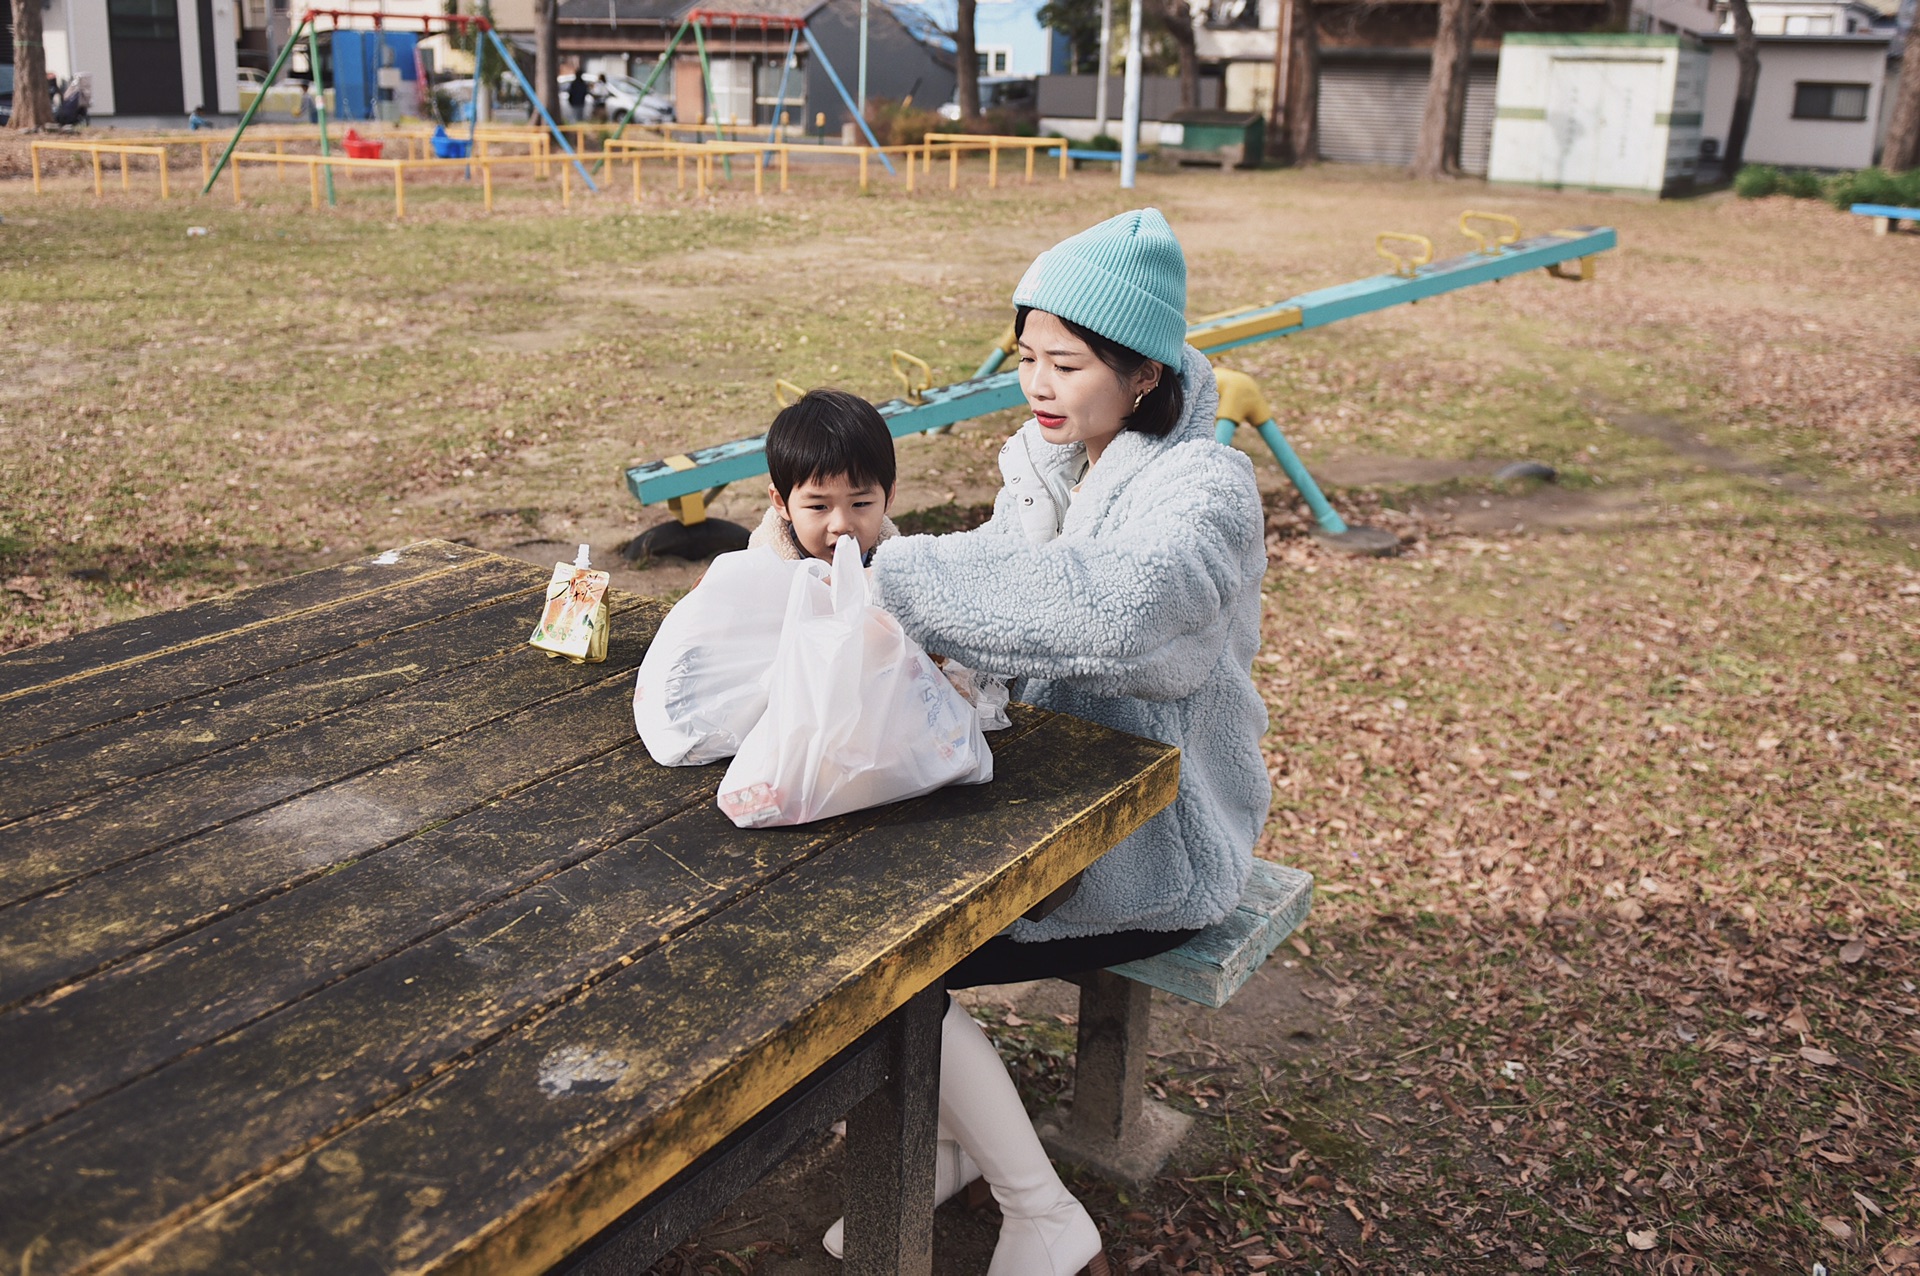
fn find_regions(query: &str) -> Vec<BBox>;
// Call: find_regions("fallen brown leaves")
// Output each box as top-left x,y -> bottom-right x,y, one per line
980,499 -> 1919,1275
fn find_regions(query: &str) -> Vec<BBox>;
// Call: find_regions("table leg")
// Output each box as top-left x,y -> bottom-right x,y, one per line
1064,969 -> 1149,1148
842,983 -> 943,1276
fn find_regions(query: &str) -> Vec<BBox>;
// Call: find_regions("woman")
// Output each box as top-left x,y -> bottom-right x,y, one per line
851,209 -> 1272,1275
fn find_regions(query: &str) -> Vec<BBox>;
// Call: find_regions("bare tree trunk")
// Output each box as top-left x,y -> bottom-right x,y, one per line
1442,0 -> 1480,170
1411,0 -> 1469,177
1152,0 -> 1199,108
1885,37 -> 1920,170
956,0 -> 980,119
535,0 -> 561,124
9,0 -> 53,130
1722,0 -> 1760,172
1283,0 -> 1317,162
1265,0 -> 1291,158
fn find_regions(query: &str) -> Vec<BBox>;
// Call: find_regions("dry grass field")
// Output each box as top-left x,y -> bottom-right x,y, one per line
3,147 -> 1917,1274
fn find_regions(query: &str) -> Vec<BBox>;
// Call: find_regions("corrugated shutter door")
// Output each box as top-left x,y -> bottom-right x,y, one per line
1460,65 -> 1496,176
1317,63 -> 1426,166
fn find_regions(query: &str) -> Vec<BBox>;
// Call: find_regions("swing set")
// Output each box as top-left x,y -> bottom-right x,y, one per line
593,7 -> 895,180
203,8 -> 597,205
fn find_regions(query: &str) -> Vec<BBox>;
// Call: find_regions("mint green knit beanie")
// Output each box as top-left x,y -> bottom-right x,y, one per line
1011,208 -> 1188,368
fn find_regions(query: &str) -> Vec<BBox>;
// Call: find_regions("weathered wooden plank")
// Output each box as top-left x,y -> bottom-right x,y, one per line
1106,860 -> 1314,1008
0,745 -> 718,1141
0,583 -> 585,824
0,597 -> 664,915
79,717 -> 1180,1276
0,713 -> 1091,1276
0,658 -> 654,1010
0,542 -> 499,720
559,1026 -> 892,1276
0,553 -> 544,754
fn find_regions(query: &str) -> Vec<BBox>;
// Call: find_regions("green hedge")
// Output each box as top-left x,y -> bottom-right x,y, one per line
1734,163 -> 1920,208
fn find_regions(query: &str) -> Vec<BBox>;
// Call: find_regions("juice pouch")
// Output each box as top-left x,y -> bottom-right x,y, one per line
529,544 -> 611,664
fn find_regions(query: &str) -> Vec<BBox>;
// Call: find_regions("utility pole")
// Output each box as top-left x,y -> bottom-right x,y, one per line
1094,0 -> 1113,137
1119,0 -> 1143,187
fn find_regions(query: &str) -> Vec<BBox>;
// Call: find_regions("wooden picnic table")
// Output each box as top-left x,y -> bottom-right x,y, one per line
0,540 -> 1179,1276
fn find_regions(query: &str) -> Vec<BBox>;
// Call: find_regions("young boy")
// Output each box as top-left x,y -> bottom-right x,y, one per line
751,388 -> 899,564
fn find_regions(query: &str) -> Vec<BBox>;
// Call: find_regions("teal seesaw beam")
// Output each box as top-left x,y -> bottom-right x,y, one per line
623,224 -> 1615,557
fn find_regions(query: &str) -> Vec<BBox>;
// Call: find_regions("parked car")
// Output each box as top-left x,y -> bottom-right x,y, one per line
434,76 -> 532,123
559,74 -> 674,124
0,67 -> 12,126
937,75 -> 1038,121
237,67 -> 308,118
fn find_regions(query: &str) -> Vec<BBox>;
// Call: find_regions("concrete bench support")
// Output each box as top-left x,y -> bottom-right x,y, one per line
1040,861 -> 1314,1183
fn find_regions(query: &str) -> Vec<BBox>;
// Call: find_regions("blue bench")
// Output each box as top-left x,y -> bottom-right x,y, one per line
1040,860 -> 1315,1182
1852,203 -> 1920,235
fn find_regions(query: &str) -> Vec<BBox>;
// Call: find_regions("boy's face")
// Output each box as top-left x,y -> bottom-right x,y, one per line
769,474 -> 894,562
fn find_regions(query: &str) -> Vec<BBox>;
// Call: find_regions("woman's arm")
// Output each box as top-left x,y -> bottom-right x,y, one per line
870,443 -> 1264,701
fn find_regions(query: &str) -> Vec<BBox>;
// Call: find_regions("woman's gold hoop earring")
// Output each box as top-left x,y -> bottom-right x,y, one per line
1132,392 -> 1144,411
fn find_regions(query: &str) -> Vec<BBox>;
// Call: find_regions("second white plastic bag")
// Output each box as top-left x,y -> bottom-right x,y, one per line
633,547 -> 802,766
717,536 -> 993,827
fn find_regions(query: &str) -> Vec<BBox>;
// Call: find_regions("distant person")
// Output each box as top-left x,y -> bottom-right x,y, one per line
566,72 -> 589,123
590,74 -> 610,123
188,104 -> 209,130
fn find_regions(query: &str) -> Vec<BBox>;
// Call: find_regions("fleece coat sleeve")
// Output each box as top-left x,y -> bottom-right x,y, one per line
868,441 -> 1264,703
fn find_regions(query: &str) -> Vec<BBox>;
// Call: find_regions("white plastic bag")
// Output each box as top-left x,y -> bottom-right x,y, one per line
632,547 -> 802,766
717,536 -> 993,827
937,658 -> 1012,732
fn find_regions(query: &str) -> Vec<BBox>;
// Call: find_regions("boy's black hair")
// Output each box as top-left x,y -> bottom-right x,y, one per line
765,388 -> 897,500
1014,306 -> 1185,439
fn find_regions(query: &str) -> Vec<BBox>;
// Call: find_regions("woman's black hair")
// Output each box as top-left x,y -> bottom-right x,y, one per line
1014,305 -> 1185,439
765,388 -> 897,500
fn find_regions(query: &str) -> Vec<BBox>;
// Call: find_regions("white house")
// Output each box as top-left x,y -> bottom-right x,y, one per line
34,0 -> 236,116
1717,0 -> 1891,35
1699,32 -> 1896,167
33,0 -> 526,118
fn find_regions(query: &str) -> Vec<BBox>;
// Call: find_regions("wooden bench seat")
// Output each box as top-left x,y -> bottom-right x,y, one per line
1040,861 -> 1314,1182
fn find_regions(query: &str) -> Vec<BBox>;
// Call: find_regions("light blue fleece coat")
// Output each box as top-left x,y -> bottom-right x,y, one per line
868,346 -> 1271,941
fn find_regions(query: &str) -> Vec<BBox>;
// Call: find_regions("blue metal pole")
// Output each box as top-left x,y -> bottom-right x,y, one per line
801,26 -> 895,174
487,27 -> 598,190
767,25 -> 799,151
974,349 -> 1008,378
1253,419 -> 1347,534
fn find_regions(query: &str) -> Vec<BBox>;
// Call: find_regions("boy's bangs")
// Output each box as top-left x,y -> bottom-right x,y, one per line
767,389 -> 897,499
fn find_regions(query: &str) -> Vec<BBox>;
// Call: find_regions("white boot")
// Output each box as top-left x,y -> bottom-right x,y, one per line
939,998 -> 1107,1276
820,1135 -> 981,1259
